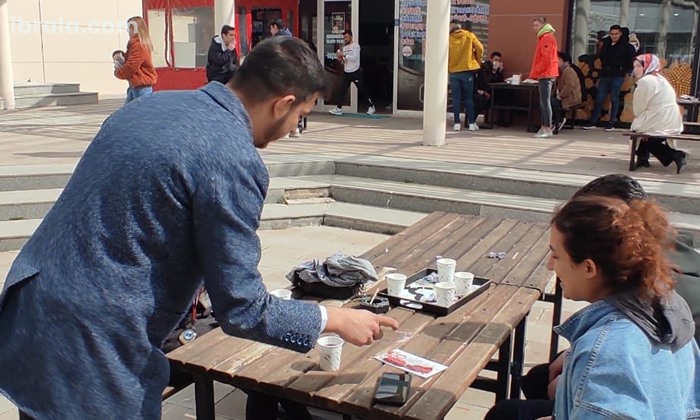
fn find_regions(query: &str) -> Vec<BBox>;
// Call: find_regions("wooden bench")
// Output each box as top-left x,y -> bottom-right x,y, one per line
623,131 -> 700,171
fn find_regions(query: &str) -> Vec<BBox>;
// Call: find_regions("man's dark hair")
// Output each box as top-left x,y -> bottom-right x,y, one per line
534,17 -> 547,24
557,51 -> 572,63
231,37 -> 327,105
596,30 -> 607,41
221,25 -> 235,35
450,20 -> 461,27
268,19 -> 285,30
572,174 -> 648,202
610,24 -> 622,32
343,30 -> 353,37
462,20 -> 473,31
490,51 -> 502,58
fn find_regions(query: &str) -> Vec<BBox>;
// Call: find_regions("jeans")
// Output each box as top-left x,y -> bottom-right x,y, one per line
538,78 -> 554,128
125,85 -> 153,104
449,71 -> 476,125
590,76 -> 624,123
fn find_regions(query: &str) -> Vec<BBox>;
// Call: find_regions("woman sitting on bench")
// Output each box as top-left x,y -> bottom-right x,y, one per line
632,54 -> 687,173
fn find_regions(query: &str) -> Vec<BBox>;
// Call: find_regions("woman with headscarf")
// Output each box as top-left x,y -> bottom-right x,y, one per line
632,54 -> 687,173
115,16 -> 157,104
530,17 -> 559,138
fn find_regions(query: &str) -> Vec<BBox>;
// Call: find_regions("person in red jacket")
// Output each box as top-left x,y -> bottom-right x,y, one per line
529,17 -> 559,138
115,16 -> 158,104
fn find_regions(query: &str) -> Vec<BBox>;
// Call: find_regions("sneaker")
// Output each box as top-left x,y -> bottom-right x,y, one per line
282,133 -> 290,139
453,123 -> 461,131
367,106 -> 376,115
555,117 -> 567,134
290,128 -> 300,138
604,122 -> 615,131
535,129 -> 553,138
329,107 -> 343,116
582,121 -> 596,130
468,123 -> 479,131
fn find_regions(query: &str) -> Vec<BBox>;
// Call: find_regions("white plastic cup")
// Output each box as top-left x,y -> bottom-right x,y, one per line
434,282 -> 456,307
317,334 -> 344,371
512,74 -> 521,85
437,258 -> 457,283
386,273 -> 408,296
270,289 -> 292,300
454,272 -> 475,296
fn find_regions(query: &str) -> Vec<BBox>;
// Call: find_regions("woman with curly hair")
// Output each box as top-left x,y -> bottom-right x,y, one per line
543,196 -> 700,419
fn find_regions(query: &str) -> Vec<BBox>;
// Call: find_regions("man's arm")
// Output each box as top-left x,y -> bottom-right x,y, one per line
192,160 -> 398,351
192,161 -> 323,352
207,41 -> 226,70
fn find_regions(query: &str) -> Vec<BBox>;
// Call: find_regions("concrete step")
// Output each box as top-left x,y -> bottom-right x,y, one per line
14,92 -> 99,109
14,83 -> 81,96
0,202 -> 426,251
0,188 -> 62,221
0,219 -> 41,252
283,174 -> 700,242
0,164 -> 76,191
334,156 -> 700,215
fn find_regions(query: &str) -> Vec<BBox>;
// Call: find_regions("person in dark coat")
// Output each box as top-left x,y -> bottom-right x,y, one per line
0,36 -> 398,420
206,25 -> 238,84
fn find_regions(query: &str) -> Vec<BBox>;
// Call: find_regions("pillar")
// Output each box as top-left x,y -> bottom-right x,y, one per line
422,0 -> 450,146
0,0 -> 15,110
215,0 -> 235,35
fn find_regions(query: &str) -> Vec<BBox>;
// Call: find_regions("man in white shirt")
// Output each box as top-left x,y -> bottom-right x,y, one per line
329,30 -> 376,116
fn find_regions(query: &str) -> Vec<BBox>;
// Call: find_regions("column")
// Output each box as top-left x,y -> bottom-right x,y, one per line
316,0 -> 325,108
422,0 -> 450,146
0,0 -> 15,110
215,0 -> 236,34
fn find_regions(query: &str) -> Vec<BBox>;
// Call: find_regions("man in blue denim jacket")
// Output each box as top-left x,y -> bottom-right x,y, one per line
0,37 -> 398,419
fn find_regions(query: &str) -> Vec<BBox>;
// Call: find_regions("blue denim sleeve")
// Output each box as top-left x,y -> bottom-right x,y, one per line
192,161 -> 322,352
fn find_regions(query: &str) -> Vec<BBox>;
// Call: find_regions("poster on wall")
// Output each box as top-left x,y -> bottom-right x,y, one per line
397,0 -> 490,111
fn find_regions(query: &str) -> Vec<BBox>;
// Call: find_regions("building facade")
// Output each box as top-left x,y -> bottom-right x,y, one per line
4,0 -> 699,117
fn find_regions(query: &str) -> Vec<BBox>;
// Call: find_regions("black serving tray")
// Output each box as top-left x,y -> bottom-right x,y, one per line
378,268 -> 491,316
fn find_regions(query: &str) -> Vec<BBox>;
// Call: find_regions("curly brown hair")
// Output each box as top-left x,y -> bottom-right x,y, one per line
551,195 -> 675,300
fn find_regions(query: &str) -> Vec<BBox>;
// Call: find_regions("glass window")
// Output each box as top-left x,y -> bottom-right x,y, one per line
571,0 -> 699,122
171,6 -> 215,68
147,9 -> 169,68
396,0 -> 491,111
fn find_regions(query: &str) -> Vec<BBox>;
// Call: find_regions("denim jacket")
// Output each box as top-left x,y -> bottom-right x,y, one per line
554,292 -> 700,420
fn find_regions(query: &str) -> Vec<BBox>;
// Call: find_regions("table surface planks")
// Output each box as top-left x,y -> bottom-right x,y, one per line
167,212 -> 554,419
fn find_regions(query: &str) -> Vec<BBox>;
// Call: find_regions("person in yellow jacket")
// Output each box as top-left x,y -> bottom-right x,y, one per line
448,20 -> 483,131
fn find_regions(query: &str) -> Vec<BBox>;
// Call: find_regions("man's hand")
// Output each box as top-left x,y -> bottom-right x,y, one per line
324,306 -> 399,346
548,349 -> 568,382
227,40 -> 236,51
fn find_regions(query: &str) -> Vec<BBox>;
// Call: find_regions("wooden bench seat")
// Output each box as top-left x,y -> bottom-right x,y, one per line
622,131 -> 700,171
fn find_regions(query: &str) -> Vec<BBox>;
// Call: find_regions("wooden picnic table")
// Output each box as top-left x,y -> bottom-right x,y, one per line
167,212 -> 557,420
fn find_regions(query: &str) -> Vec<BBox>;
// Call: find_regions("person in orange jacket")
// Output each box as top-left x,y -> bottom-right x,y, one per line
115,16 -> 158,104
529,17 -> 559,138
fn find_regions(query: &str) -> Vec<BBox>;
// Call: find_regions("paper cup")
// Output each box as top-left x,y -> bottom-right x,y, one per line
454,272 -> 475,296
386,273 -> 408,296
437,258 -> 457,283
434,282 -> 456,307
512,74 -> 521,85
270,289 -> 292,300
317,334 -> 344,371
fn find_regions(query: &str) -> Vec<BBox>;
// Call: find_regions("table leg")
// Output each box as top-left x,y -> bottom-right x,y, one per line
629,136 -> 638,171
194,375 -> 216,420
488,87 -> 496,129
495,333 -> 512,402
549,278 -> 563,361
510,317 -> 527,399
527,88 -> 537,133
